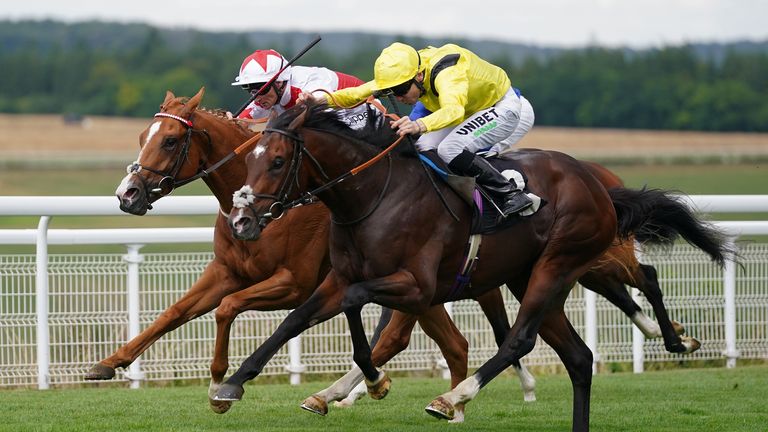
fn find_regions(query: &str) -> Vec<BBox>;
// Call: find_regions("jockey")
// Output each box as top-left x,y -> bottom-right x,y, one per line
322,42 -> 534,216
232,49 -> 371,129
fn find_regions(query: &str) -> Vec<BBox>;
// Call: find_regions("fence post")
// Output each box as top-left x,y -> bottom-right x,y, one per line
723,237 -> 740,368
632,243 -> 646,373
124,244 -> 145,388
36,216 -> 51,390
631,287 -> 645,373
584,287 -> 598,374
286,336 -> 305,385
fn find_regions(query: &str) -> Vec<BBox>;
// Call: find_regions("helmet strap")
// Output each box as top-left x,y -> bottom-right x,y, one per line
414,73 -> 426,97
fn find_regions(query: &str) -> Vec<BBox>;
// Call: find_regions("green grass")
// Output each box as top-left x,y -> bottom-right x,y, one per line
607,162 -> 768,195
0,366 -> 765,432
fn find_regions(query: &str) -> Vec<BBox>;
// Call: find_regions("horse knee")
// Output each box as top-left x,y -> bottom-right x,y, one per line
499,334 -> 536,364
215,298 -> 239,324
340,286 -> 369,310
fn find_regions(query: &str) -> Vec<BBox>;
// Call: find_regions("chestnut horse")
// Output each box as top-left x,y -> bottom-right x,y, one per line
217,101 -> 727,431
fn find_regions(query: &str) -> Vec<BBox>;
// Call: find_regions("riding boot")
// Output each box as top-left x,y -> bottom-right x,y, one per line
448,150 -> 533,217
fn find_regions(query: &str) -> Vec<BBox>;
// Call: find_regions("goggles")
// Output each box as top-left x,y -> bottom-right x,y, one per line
384,79 -> 414,97
240,82 -> 271,96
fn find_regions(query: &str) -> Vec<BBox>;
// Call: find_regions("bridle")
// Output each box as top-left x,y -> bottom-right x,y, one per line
126,112 -> 214,199
234,122 -> 402,227
129,111 -> 259,201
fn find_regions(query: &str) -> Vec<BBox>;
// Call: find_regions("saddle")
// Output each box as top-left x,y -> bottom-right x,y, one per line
418,150 -> 545,235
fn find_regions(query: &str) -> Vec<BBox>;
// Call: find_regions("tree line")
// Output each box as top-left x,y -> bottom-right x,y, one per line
1,21 -> 766,131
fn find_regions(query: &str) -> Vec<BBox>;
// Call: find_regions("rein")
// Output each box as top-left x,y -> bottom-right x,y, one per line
128,112 -> 259,197
235,119 -> 406,226
316,89 -> 458,222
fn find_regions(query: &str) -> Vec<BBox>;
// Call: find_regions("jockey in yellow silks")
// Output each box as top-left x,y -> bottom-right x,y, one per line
324,42 -> 534,216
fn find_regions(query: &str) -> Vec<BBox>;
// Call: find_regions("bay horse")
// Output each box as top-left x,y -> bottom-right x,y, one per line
216,101 -> 727,431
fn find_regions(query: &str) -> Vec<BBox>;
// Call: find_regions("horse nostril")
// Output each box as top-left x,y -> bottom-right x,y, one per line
233,216 -> 252,233
124,187 -> 138,201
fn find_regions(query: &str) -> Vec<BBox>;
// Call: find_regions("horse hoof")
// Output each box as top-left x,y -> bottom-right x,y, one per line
523,391 -> 537,402
681,336 -> 701,354
448,407 -> 465,423
333,399 -> 354,408
671,320 -> 685,336
425,396 -> 454,420
213,383 -> 244,401
300,394 -> 328,416
84,363 -> 116,380
366,373 -> 391,400
209,398 -> 233,414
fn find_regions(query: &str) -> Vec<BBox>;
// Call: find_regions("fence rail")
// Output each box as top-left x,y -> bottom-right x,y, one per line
0,195 -> 766,389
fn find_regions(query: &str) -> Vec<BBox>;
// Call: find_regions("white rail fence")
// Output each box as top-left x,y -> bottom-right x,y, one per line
0,196 -> 766,389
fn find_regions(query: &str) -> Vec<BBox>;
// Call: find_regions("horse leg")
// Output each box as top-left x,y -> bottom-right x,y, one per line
304,309 -> 411,415
330,268 -> 437,402
209,268 -> 304,413
536,309 -> 594,432
633,264 -> 699,353
85,260 -> 238,380
213,270 -> 347,403
584,251 -> 694,353
344,306 -> 391,400
475,288 -> 537,402
427,262 -> 593,431
415,305 -> 470,423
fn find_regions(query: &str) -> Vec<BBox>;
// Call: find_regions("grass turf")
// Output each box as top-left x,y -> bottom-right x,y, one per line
0,366 -> 765,432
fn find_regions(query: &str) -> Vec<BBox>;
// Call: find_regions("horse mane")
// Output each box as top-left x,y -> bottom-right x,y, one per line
273,100 -> 415,156
194,107 -> 254,135
164,95 -> 253,135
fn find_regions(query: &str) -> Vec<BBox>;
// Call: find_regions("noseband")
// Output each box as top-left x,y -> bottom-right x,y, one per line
235,127 -> 324,224
127,112 -> 212,197
234,125 -> 394,227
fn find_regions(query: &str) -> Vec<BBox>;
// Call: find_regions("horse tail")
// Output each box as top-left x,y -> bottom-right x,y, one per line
608,187 -> 729,266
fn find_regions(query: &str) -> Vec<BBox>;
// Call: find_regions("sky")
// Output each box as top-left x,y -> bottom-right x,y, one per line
1,0 -> 767,48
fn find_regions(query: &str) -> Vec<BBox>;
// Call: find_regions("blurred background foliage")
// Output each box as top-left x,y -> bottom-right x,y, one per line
1,20 -> 767,131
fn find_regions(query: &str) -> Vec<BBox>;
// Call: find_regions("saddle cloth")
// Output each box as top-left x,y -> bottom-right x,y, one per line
418,151 -> 544,235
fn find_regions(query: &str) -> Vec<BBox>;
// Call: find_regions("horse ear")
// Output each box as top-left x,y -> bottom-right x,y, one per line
185,87 -> 205,112
287,105 -> 308,131
266,109 -> 279,128
160,90 -> 175,111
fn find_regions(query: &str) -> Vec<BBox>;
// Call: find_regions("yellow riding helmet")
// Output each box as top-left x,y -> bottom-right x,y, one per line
373,43 -> 421,90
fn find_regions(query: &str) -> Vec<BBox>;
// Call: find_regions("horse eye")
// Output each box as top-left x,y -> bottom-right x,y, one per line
271,157 -> 285,170
163,136 -> 178,149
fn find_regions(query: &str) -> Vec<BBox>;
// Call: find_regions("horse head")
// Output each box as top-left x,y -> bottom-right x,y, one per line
116,87 -> 210,215
228,100 -> 405,240
228,104 -> 312,240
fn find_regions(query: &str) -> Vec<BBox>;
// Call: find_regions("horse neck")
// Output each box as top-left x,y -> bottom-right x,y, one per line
301,127 -> 414,221
194,111 -> 254,213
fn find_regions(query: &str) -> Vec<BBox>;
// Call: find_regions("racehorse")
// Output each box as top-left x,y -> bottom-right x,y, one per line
216,100 -> 727,431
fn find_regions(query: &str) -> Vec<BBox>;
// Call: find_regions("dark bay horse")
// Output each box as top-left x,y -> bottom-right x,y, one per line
217,101 -> 727,431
